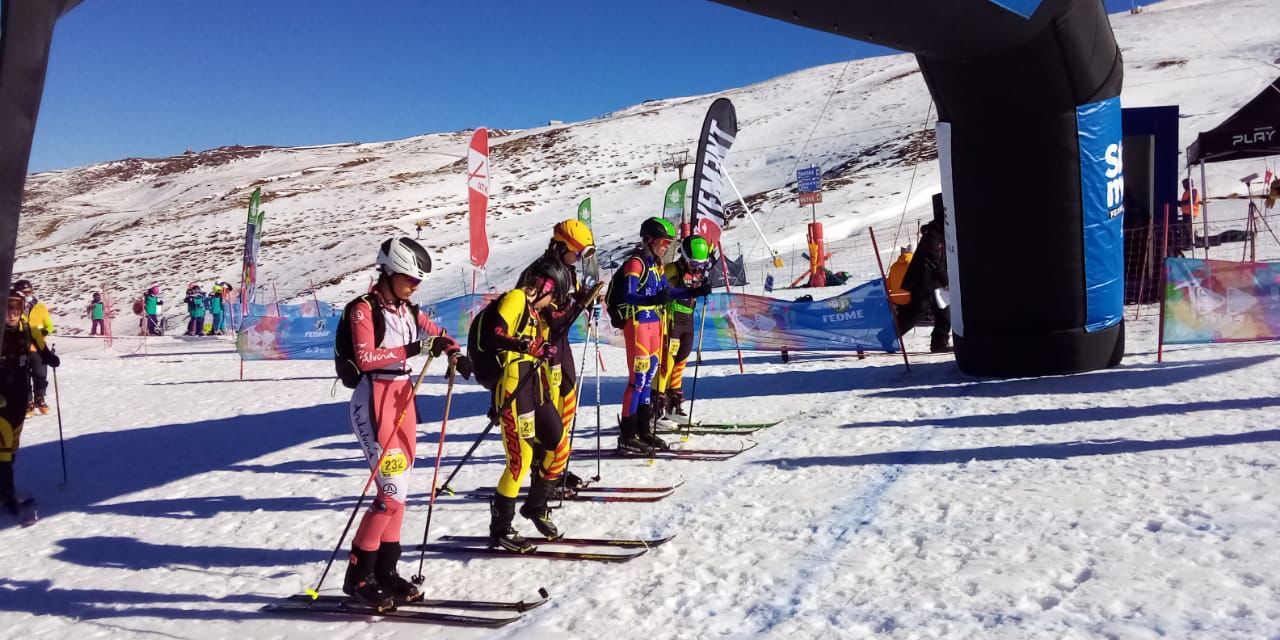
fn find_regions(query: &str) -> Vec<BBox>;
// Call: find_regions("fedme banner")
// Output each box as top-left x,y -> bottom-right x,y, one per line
235,302 -> 341,361
1163,258 -> 1280,344
238,280 -> 900,361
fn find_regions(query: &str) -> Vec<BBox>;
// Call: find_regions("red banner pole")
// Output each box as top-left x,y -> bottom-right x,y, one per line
868,228 -> 911,372
1157,204 -> 1170,363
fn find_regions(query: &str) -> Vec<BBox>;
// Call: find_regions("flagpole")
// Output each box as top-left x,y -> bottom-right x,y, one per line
722,166 -> 783,268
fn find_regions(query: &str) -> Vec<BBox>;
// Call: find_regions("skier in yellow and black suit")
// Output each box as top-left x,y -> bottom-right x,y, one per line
1,290 -> 58,519
654,235 -> 713,423
517,220 -> 597,493
482,264 -> 572,552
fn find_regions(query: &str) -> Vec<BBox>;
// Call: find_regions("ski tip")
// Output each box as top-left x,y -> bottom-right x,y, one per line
537,587 -> 551,600
304,588 -> 319,600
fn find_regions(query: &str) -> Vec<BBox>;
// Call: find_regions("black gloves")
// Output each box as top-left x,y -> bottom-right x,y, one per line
406,335 -> 459,358
451,354 -> 474,380
518,336 -> 556,360
428,335 -> 459,358
42,349 -> 60,368
694,282 -> 714,298
649,289 -> 671,306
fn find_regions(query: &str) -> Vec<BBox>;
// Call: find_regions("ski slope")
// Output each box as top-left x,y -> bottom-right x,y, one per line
5,0 -> 1280,637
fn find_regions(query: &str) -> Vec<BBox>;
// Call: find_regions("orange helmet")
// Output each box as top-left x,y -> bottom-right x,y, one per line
552,219 -> 595,258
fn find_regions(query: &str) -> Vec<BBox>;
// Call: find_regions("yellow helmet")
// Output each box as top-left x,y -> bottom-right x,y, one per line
552,219 -> 595,258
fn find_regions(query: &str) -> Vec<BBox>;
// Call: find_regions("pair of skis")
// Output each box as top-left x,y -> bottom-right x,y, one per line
418,533 -> 674,563
262,588 -> 551,627
655,419 -> 783,436
455,479 -> 683,504
577,439 -> 759,462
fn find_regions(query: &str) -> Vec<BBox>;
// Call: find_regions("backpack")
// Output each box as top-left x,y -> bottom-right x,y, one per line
334,294 -> 420,389
605,251 -> 648,329
466,294 -> 530,391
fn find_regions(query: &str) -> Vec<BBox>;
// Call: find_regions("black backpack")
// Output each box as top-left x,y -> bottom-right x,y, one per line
605,250 -> 649,329
334,294 -> 420,389
466,294 -> 530,391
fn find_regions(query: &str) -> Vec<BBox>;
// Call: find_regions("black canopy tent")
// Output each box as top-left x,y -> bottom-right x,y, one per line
1185,76 -> 1280,258
1187,76 -> 1280,165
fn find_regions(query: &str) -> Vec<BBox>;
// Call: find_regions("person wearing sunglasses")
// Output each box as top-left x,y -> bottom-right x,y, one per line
654,234 -> 715,424
516,220 -> 598,492
615,218 -> 711,454
338,237 -> 472,609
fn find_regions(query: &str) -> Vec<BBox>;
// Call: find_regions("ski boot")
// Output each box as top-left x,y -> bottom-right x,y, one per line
375,542 -> 422,603
34,396 -> 49,416
488,495 -> 533,552
635,404 -> 670,451
25,403 -> 34,418
342,547 -> 396,611
667,389 -> 688,420
616,414 -> 653,456
519,477 -> 562,540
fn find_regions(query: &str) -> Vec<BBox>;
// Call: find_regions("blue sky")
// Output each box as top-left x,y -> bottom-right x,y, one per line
29,0 -> 1154,172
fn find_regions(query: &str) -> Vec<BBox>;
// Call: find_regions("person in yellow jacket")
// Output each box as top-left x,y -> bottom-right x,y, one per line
654,234 -> 714,423
13,281 -> 53,416
516,220 -> 597,492
2,289 -> 59,522
886,245 -> 914,307
478,264 -> 571,552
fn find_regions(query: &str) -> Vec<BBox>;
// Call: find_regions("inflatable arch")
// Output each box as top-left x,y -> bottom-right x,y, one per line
713,0 -> 1126,376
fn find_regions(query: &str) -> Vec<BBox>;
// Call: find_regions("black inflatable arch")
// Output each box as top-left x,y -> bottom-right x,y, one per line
713,0 -> 1126,376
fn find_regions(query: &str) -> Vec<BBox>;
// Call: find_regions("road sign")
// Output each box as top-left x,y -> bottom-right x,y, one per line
796,166 -> 821,193
799,191 -> 822,206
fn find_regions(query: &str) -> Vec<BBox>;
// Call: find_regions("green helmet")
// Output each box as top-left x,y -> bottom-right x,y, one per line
640,217 -> 677,240
680,235 -> 712,266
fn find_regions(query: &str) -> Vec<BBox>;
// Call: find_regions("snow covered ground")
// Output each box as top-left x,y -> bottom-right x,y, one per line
3,309 -> 1279,639
7,0 -> 1280,637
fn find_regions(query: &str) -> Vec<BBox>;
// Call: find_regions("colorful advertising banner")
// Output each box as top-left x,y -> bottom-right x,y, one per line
1076,96 -> 1125,333
690,98 -> 737,247
468,128 -> 490,268
577,197 -> 592,226
235,302 -> 342,361
663,179 -> 687,224
239,188 -> 264,327
1162,258 -> 1280,344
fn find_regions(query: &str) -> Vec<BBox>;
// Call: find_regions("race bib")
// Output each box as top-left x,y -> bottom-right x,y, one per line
549,365 -> 563,389
379,449 -> 409,478
517,413 -> 536,439
633,356 -> 651,373
668,339 -> 682,357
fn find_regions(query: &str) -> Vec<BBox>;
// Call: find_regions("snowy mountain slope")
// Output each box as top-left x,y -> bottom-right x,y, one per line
21,0 -> 1277,334
3,1 -> 1280,638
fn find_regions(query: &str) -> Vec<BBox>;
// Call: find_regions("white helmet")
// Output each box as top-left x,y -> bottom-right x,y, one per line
376,237 -> 432,281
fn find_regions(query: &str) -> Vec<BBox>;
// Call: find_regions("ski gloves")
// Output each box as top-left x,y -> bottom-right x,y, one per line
41,349 -> 59,368
518,336 -> 556,361
406,335 -> 460,359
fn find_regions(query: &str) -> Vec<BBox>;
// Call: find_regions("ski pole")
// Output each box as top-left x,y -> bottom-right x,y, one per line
555,310 -> 596,504
592,309 -> 603,482
685,300 -> 711,440
435,366 -> 535,497
412,362 -> 457,585
307,354 -> 434,599
51,366 -> 68,488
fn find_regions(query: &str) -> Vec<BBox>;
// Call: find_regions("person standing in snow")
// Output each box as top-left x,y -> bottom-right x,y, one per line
208,284 -> 225,336
144,285 -> 163,336
340,237 -> 472,609
14,281 -> 53,416
895,220 -> 951,353
515,219 -> 599,492
477,265 -> 570,552
653,234 -> 714,422
87,292 -> 106,336
1,289 -> 59,516
615,218 -> 710,453
184,284 -> 206,336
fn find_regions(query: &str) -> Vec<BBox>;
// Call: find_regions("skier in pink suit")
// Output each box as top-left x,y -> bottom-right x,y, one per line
341,237 -> 473,608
